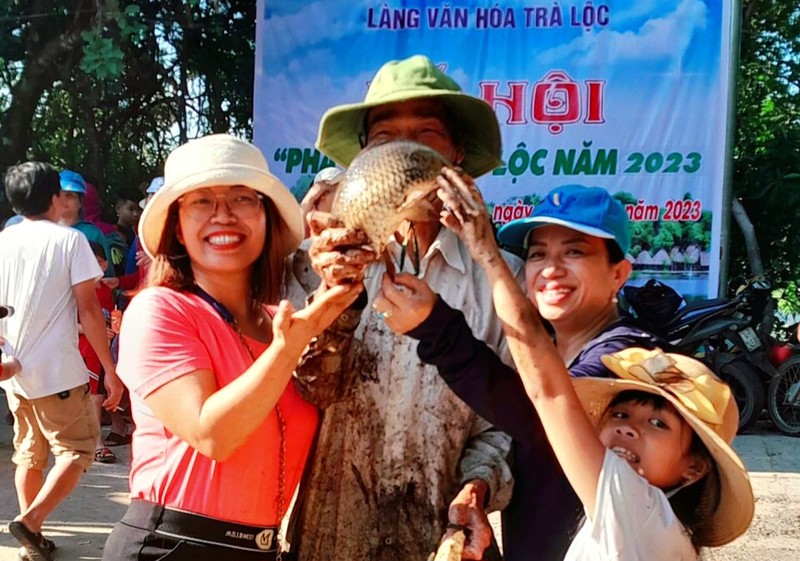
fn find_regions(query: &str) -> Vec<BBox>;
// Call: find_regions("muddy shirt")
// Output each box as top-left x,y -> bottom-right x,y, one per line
285,228 -> 522,561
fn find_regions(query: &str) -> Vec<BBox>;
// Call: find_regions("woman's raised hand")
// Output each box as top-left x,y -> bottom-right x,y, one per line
273,283 -> 363,352
436,168 -> 500,264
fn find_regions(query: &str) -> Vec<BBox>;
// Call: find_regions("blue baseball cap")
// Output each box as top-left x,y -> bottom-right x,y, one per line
146,176 -> 165,194
498,185 -> 631,254
140,176 -> 165,209
59,170 -> 87,194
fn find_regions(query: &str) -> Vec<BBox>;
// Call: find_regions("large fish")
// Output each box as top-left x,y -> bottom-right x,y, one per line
331,139 -> 450,255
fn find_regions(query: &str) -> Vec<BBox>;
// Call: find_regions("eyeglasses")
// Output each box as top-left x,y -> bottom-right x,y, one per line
179,188 -> 264,221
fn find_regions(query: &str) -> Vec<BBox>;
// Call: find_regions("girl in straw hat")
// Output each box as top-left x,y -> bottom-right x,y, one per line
102,134 -> 362,561
390,171 -> 754,559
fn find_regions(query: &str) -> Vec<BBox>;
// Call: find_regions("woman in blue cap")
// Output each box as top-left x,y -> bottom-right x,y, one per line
372,179 -> 663,561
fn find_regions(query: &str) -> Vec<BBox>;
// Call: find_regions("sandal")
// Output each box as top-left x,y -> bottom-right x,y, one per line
95,447 -> 117,464
103,431 -> 131,447
8,521 -> 55,561
18,538 -> 56,561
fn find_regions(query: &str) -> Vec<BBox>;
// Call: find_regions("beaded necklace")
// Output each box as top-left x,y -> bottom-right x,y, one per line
192,285 -> 287,558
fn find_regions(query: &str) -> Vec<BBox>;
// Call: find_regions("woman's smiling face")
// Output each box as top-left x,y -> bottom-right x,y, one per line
524,225 -> 630,327
177,185 -> 267,276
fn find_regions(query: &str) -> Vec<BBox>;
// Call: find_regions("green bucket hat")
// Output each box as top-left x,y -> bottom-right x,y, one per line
316,55 -> 502,178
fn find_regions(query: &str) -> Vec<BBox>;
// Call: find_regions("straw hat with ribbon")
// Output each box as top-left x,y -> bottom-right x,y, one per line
316,54 -> 502,178
573,348 -> 754,547
138,134 -> 304,259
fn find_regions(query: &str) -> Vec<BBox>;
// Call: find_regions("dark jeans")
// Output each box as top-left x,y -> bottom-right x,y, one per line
102,500 -> 281,561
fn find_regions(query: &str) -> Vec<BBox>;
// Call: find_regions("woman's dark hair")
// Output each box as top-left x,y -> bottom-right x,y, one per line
605,239 -> 625,264
116,188 -> 144,206
4,162 -> 61,217
147,196 -> 292,313
608,390 -> 720,551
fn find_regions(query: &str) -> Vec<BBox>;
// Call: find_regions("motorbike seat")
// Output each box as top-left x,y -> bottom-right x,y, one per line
656,297 -> 733,332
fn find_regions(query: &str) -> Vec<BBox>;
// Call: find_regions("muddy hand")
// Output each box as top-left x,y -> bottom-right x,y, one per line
436,168 -> 499,263
373,273 -> 437,334
307,211 -> 376,287
448,480 -> 492,560
432,528 -> 467,561
301,182 -> 338,237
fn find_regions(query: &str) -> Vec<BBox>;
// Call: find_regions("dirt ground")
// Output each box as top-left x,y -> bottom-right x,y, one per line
699,423 -> 800,561
0,402 -> 797,561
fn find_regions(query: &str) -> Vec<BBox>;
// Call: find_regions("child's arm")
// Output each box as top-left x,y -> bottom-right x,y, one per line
437,169 -> 607,515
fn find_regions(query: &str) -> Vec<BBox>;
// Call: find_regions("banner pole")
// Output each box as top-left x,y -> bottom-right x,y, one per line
719,0 -> 742,296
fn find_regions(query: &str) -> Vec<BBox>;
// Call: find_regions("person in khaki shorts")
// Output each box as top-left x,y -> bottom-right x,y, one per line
6,385 -> 98,468
0,162 -> 123,561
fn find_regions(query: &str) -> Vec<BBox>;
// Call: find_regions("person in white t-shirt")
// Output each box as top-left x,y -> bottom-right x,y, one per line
430,175 -> 755,560
0,161 -> 123,561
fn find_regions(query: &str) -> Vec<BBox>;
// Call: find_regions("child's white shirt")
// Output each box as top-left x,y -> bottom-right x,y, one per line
565,449 -> 699,561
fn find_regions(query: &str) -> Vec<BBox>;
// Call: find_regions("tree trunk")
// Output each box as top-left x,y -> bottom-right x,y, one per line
731,197 -> 775,335
0,29 -> 88,166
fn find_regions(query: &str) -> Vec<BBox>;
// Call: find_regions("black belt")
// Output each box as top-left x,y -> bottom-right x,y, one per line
121,499 -> 280,554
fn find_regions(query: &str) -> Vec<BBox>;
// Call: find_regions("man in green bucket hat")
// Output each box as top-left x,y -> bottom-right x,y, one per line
289,55 -> 522,561
316,54 -> 503,178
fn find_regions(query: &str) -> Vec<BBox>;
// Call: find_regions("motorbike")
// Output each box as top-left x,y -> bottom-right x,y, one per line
623,278 -> 776,432
765,325 -> 800,436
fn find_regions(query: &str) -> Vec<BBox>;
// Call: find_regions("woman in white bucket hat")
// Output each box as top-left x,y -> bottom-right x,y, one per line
103,134 -> 362,561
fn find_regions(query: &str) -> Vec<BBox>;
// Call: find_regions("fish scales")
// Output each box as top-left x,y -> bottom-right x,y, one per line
332,140 -> 450,255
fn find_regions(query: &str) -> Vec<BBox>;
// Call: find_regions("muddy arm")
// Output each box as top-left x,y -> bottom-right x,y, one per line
292,294 -> 365,408
285,247 -> 367,408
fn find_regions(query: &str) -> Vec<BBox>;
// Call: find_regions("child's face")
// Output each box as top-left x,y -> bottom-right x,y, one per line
598,399 -> 702,489
59,191 -> 81,221
95,254 -> 107,271
117,199 -> 142,228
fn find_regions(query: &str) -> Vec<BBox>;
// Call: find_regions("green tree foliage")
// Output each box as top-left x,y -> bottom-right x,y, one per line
732,1 -> 800,315
0,0 -> 255,222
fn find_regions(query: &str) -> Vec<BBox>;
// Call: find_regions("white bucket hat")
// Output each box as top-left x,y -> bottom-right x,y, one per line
139,134 -> 303,259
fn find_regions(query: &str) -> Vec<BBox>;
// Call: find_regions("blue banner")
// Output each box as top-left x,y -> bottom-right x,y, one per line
254,0 -> 736,299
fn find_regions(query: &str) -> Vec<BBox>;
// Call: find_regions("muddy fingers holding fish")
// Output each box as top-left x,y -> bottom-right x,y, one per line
436,168 -> 500,263
373,272 -> 438,334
